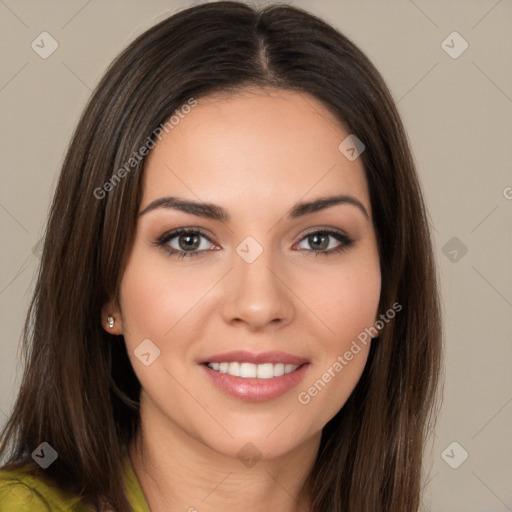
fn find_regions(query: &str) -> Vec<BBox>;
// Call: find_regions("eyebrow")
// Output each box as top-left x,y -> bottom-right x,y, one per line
138,194 -> 369,222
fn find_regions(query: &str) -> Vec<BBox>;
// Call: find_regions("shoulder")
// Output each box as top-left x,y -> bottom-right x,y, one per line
0,462 -> 91,512
0,464 -> 52,512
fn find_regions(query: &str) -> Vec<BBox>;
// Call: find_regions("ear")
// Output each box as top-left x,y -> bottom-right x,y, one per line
101,298 -> 123,335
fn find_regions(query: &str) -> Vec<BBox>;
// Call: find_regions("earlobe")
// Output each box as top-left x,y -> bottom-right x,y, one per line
101,301 -> 123,335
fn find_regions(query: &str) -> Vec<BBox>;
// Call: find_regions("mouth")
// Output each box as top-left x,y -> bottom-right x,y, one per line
198,350 -> 311,402
204,361 -> 304,379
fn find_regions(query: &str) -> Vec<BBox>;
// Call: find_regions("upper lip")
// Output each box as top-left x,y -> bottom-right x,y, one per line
198,350 -> 309,366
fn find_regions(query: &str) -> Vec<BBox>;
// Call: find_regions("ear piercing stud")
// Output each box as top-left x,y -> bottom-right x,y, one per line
107,316 -> 115,329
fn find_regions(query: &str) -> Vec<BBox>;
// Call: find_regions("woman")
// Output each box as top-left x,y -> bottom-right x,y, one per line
0,1 -> 442,511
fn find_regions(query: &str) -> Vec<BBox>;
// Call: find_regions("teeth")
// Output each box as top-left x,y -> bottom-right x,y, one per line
240,362 -> 257,378
207,361 -> 299,378
257,363 -> 274,379
273,363 -> 284,377
228,362 -> 240,376
284,364 -> 296,374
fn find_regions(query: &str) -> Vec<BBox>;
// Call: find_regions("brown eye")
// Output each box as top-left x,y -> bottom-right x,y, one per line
176,233 -> 201,251
306,233 -> 330,251
156,228 -> 216,258
296,229 -> 354,256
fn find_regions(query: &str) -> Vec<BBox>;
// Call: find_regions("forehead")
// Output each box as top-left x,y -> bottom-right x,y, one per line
141,87 -> 371,217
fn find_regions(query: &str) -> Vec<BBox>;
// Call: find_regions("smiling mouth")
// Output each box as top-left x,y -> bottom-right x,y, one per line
204,362 -> 305,379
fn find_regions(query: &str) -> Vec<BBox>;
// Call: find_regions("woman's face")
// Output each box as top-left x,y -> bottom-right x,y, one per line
109,87 -> 381,460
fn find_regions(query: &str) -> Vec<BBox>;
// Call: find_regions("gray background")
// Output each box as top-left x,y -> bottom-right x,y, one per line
1,0 -> 511,510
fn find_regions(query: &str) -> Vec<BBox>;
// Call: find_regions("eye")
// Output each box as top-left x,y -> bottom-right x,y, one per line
295,229 -> 354,256
156,228 -> 217,259
155,227 -> 355,259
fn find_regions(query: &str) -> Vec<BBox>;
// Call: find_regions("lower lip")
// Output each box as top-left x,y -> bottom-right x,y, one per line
200,363 -> 311,402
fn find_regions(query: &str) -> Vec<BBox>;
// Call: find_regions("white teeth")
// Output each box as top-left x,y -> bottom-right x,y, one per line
228,362 -> 240,376
257,363 -> 274,379
284,364 -> 296,374
240,362 -> 257,378
206,361 -> 300,378
273,363 -> 285,377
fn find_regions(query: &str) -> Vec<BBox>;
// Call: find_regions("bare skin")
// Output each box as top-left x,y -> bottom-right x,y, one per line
103,86 -> 381,512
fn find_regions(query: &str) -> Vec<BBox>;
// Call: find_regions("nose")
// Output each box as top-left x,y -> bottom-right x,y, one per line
220,245 -> 295,331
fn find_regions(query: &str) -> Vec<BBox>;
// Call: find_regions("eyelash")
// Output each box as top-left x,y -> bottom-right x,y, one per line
155,227 -> 355,259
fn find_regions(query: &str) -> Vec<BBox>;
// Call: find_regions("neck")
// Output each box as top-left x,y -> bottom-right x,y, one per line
129,397 -> 319,512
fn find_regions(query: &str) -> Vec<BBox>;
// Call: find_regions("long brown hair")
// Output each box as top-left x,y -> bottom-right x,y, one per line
0,2 -> 442,511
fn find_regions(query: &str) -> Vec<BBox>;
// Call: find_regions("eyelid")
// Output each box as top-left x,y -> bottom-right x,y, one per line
155,225 -> 354,258
297,225 -> 350,240
156,226 -> 216,246
156,225 -> 350,244
293,227 -> 354,252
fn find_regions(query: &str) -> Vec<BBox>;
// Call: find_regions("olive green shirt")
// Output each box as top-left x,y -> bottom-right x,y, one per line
0,455 -> 151,511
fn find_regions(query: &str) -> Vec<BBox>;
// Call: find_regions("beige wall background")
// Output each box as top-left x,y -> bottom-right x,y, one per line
1,0 -> 511,510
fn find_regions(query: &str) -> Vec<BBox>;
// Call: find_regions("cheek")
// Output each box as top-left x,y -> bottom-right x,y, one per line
293,251 -> 380,423
117,248 -> 206,403
296,251 -> 381,345
337,266 -> 381,339
118,247 -> 210,346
